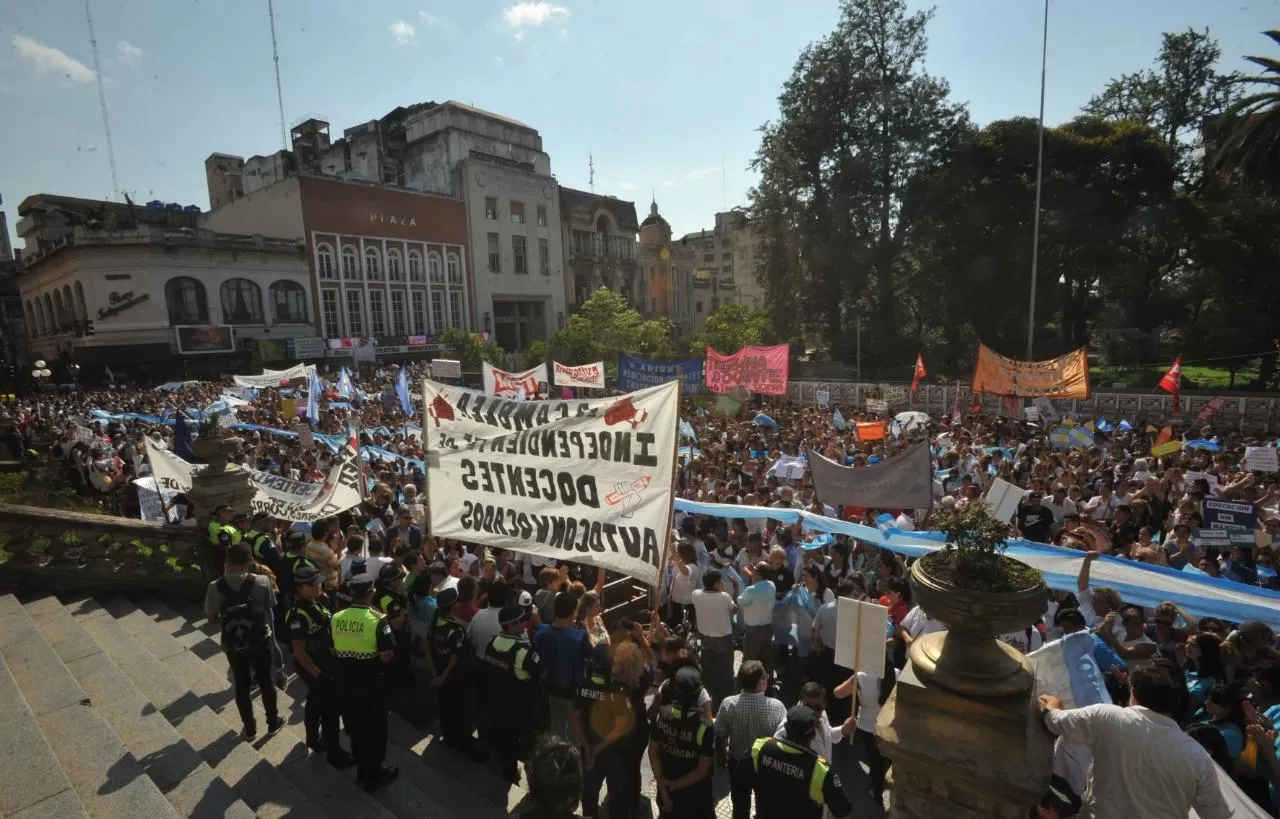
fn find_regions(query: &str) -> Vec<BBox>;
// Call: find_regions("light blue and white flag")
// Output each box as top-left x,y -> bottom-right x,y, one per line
396,367 -> 415,416
833,408 -> 847,432
679,418 -> 698,442
305,367 -> 322,425
337,367 -> 354,399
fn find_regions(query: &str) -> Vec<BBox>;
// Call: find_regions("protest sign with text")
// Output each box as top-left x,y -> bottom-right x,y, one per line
552,360 -> 606,390
482,362 -> 548,399
617,354 -> 704,395
1202,498 -> 1258,531
429,359 -> 462,380
143,436 -> 364,523
1244,447 -> 1278,474
232,363 -> 316,389
808,442 -> 933,510
970,344 -> 1090,399
422,379 -> 678,586
1195,395 -> 1229,424
704,344 -> 789,396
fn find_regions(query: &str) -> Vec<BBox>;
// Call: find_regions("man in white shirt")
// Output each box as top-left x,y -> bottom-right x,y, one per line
692,569 -> 737,708
1040,665 -> 1231,819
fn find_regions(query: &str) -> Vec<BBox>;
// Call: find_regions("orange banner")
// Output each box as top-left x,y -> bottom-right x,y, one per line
970,344 -> 1090,399
855,421 -> 887,441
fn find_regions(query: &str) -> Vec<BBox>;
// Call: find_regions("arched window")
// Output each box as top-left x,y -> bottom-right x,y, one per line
52,290 -> 65,328
270,280 -> 308,323
73,282 -> 86,320
61,285 -> 73,323
446,253 -> 462,284
165,277 -> 208,324
408,251 -> 423,282
42,294 -> 54,332
427,252 -> 443,283
342,246 -> 359,280
365,247 -> 382,281
316,243 -> 336,279
220,278 -> 263,324
387,249 -> 404,281
24,300 -> 36,336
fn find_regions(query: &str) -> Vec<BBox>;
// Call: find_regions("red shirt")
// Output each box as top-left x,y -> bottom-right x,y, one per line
879,595 -> 909,627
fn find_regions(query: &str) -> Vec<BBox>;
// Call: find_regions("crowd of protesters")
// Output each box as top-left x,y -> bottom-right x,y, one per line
3,366 -> 1280,817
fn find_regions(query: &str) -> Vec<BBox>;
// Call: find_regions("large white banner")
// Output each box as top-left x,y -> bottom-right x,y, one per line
232,363 -> 317,388
143,435 -> 364,523
482,362 -> 548,399
552,360 -> 605,390
423,379 -> 678,586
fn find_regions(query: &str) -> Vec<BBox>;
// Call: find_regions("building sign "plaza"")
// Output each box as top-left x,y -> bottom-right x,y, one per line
370,213 -> 417,227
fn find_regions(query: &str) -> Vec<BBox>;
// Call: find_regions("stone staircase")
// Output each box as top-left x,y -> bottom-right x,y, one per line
0,591 -> 530,818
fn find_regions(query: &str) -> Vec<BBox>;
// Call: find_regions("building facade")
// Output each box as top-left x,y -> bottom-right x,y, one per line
636,200 -> 695,335
15,194 -> 316,380
558,187 -> 639,312
679,209 -> 764,331
207,101 -> 567,353
200,175 -> 470,360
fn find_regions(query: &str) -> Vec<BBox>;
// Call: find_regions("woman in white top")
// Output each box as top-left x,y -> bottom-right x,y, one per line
834,650 -> 897,804
666,541 -> 702,628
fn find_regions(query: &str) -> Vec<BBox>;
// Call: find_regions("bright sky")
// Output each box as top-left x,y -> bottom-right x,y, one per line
2,0 -> 1276,248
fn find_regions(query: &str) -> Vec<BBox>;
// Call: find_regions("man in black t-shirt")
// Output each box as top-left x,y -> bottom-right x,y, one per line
1016,492 -> 1053,543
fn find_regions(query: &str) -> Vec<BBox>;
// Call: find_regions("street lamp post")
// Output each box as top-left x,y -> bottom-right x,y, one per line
1027,0 -> 1049,360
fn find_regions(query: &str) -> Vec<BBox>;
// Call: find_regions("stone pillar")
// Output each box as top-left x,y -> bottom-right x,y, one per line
875,663 -> 1053,819
187,437 -> 255,533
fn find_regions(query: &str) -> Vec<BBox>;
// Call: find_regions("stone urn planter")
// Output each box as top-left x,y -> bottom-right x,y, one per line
189,435 -> 243,471
906,505 -> 1047,698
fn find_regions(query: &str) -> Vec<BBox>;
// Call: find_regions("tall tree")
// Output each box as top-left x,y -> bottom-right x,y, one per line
749,0 -> 967,357
1213,30 -> 1280,187
546,288 -> 673,377
688,302 -> 774,356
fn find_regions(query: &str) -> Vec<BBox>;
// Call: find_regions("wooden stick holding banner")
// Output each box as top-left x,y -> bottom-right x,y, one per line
654,375 -> 683,612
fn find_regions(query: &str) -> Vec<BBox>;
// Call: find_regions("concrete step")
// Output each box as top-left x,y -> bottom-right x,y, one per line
162,595 -> 528,816
0,595 -> 89,819
0,595 -> 179,819
105,594 -> 446,819
24,595 -> 255,819
66,595 -> 322,819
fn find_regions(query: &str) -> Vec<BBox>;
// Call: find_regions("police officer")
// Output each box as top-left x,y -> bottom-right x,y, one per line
373,562 -> 404,614
648,666 -> 715,818
241,512 -> 281,570
482,603 -> 543,784
751,705 -> 852,819
330,574 -> 399,792
573,643 -> 634,819
428,587 -> 488,761
284,563 -> 356,769
205,504 -> 239,581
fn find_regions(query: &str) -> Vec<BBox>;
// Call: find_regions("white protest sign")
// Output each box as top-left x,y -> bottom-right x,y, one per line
144,436 -> 364,523
1184,470 -> 1220,496
866,398 -> 889,414
71,424 -> 101,448
482,362 -> 548,400
880,385 -> 909,406
1032,397 -> 1060,422
430,359 -> 462,380
769,454 -> 807,482
834,597 -> 890,677
983,478 -> 1024,524
552,361 -> 606,390
232,363 -> 316,388
422,379 -> 677,586
816,390 -> 830,410
1244,447 -> 1279,474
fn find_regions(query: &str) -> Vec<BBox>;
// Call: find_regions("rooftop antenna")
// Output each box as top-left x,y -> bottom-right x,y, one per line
588,152 -> 595,193
266,0 -> 288,151
83,0 -> 119,200
721,155 -> 727,210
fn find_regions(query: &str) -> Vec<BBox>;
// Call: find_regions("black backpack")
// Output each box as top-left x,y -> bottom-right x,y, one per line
217,576 -> 267,654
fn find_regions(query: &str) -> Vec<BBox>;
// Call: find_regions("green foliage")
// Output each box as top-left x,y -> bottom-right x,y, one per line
929,503 -> 1041,592
440,328 -> 507,373
547,289 -> 674,376
1212,30 -> 1280,185
523,339 -> 550,368
687,302 -> 775,356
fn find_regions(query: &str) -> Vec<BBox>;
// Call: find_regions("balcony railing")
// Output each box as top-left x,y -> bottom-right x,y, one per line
570,234 -> 635,261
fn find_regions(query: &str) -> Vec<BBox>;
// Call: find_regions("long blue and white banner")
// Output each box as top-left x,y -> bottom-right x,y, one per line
674,499 -> 1280,628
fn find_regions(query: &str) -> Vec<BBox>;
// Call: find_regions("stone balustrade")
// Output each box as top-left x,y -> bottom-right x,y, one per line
0,503 -> 205,598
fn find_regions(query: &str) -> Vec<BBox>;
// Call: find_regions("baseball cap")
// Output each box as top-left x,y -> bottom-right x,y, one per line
294,563 -> 321,585
377,563 -> 402,583
786,704 -> 817,736
499,603 -> 528,627
347,575 -> 375,596
435,586 -> 459,608
251,511 -> 272,524
517,590 -> 534,610
672,666 -> 703,703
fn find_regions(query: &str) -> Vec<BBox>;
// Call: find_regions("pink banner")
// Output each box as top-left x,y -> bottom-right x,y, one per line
704,344 -> 790,396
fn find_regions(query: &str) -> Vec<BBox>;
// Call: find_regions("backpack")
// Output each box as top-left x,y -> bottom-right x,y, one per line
217,576 -> 267,654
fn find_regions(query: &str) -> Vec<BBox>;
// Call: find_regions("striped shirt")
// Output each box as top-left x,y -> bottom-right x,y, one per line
714,690 -> 787,760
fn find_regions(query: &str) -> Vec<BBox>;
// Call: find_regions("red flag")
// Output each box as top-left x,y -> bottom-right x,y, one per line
911,354 -> 926,393
1158,356 -> 1182,414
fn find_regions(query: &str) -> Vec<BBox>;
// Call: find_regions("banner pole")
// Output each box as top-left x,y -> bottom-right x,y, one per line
654,376 -> 683,613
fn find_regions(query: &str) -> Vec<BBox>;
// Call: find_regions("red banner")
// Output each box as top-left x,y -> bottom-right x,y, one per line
1195,395 -> 1228,424
704,344 -> 790,396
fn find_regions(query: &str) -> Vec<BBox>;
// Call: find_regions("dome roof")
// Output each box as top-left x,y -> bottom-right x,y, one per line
640,198 -> 669,228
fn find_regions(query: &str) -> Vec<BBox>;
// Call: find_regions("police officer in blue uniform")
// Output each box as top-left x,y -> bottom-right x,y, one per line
284,563 -> 356,768
330,575 -> 399,791
649,666 -> 715,818
751,705 -> 852,819
482,603 -> 543,783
